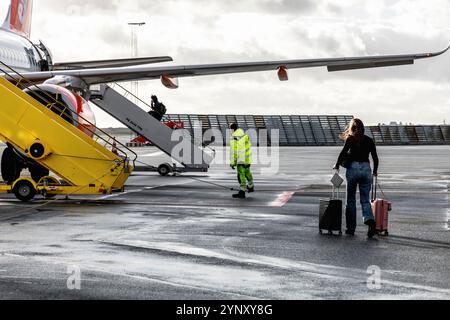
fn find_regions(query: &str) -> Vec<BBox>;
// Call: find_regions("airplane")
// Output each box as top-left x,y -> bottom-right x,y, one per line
0,0 -> 448,184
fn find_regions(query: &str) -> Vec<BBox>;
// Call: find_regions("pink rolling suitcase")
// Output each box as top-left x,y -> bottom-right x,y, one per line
371,177 -> 392,236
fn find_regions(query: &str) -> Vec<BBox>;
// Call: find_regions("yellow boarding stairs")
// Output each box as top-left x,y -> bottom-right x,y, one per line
0,65 -> 134,202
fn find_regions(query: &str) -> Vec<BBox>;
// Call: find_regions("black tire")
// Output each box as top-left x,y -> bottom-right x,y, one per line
157,164 -> 171,177
1,147 -> 22,184
29,164 -> 50,183
13,180 -> 36,202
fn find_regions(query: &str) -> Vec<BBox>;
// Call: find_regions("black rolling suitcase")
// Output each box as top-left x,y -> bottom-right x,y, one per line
319,184 -> 343,236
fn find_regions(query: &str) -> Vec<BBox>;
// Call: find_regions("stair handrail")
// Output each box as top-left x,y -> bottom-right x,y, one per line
110,82 -> 216,154
0,61 -> 137,166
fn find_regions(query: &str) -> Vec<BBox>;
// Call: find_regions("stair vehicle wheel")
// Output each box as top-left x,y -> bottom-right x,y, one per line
13,180 -> 36,202
157,164 -> 171,176
1,147 -> 22,184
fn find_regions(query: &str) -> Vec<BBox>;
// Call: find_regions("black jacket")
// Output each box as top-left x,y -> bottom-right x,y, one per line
336,135 -> 379,174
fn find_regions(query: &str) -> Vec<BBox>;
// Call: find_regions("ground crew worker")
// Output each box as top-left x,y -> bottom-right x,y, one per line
148,95 -> 167,121
229,123 -> 254,199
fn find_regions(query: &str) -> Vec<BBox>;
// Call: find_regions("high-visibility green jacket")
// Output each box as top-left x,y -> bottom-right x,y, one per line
230,128 -> 252,166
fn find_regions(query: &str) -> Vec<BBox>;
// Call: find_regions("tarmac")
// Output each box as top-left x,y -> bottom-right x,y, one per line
0,144 -> 449,299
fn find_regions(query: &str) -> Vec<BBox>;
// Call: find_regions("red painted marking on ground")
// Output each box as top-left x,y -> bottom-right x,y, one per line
269,191 -> 295,207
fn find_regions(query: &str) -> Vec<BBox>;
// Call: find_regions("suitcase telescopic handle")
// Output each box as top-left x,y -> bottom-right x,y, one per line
372,176 -> 388,201
371,176 -> 378,201
332,186 -> 340,199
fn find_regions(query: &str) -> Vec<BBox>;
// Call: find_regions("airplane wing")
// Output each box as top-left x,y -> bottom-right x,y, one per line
52,56 -> 173,70
10,43 -> 450,86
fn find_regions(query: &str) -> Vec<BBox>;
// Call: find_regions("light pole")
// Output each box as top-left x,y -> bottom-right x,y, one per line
128,22 -> 146,105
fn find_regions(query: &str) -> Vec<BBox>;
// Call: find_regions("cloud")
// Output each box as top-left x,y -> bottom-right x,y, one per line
260,0 -> 316,14
1,0 -> 449,127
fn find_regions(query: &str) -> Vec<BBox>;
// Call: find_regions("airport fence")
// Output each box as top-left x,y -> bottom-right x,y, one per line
164,114 -> 450,146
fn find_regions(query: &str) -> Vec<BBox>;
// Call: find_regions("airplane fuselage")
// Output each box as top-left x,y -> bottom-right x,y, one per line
0,28 -> 42,73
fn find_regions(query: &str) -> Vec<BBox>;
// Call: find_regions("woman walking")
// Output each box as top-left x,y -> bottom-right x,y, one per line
334,118 -> 379,238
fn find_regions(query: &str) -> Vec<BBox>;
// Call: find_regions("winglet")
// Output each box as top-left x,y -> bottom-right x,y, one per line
414,42 -> 450,59
430,42 -> 450,57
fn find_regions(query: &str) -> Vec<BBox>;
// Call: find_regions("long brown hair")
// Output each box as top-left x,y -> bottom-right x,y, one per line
340,118 -> 365,143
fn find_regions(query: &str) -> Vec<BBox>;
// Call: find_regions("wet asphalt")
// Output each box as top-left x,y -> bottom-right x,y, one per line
0,145 -> 449,299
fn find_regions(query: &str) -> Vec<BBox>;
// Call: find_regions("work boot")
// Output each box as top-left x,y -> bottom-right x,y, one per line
365,219 -> 377,238
232,190 -> 246,199
247,186 -> 254,193
345,230 -> 355,236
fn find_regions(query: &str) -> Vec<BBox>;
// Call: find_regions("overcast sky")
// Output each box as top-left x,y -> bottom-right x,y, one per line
1,0 -> 449,127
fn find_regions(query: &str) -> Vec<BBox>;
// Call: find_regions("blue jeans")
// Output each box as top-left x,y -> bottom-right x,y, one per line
345,162 -> 375,232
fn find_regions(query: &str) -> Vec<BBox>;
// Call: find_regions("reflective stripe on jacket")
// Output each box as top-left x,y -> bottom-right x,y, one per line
230,128 -> 252,166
